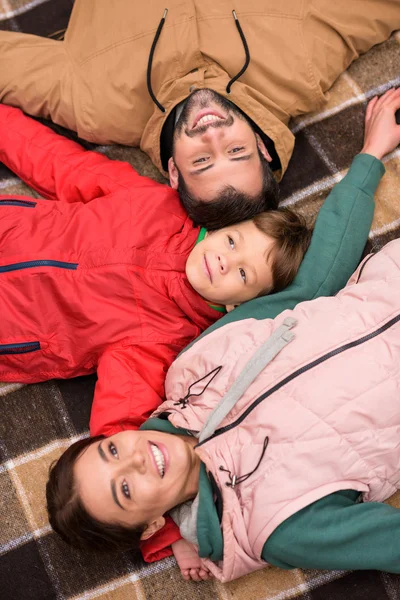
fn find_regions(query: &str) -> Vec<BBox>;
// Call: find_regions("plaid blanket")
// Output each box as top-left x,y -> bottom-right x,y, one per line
1,2 -> 400,599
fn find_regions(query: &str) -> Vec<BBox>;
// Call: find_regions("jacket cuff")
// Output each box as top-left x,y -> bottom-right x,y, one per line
140,515 -> 182,563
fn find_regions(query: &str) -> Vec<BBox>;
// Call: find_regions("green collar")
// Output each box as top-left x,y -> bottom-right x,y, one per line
197,464 -> 224,560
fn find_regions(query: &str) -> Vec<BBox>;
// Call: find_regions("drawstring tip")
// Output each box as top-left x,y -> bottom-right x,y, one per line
232,10 -> 237,20
163,8 -> 168,19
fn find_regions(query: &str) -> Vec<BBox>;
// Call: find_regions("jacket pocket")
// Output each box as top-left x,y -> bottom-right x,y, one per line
0,341 -> 40,355
0,199 -> 37,208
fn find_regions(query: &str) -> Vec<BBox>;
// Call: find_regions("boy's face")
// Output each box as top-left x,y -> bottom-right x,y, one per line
74,430 -> 200,538
186,220 -> 275,309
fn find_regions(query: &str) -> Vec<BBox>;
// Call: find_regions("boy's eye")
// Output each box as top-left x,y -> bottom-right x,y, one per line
108,442 -> 118,458
121,480 -> 131,499
193,156 -> 209,164
228,236 -> 235,249
239,268 -> 247,283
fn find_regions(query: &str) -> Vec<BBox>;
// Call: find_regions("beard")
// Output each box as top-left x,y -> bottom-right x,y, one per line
173,88 -> 247,145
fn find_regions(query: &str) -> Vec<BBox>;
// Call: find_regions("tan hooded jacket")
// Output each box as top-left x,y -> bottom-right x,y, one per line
1,0 -> 399,178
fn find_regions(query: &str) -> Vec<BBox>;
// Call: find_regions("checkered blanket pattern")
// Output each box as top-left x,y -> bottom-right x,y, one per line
1,1 -> 400,599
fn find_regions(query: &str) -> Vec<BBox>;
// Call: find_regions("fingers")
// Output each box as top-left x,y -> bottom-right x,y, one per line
371,88 -> 400,113
365,96 -> 378,122
198,568 -> 212,580
181,567 -> 213,582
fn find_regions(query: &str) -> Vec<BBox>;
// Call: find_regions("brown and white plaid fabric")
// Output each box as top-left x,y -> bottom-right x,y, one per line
1,2 -> 400,599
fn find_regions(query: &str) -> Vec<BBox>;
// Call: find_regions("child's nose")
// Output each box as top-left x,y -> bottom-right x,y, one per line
217,254 -> 229,274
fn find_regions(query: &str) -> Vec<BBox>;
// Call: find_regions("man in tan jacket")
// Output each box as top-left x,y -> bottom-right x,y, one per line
1,0 -> 399,228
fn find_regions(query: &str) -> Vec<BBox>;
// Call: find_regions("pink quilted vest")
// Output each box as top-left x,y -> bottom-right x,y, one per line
154,239 -> 400,582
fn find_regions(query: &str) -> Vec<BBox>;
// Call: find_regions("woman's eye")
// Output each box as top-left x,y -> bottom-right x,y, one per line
228,236 -> 235,249
239,268 -> 247,283
109,442 -> 118,458
193,156 -> 209,164
230,146 -> 244,154
121,480 -> 130,499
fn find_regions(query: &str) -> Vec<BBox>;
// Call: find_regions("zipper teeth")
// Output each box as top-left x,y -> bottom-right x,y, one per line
355,252 -> 375,284
0,199 -> 36,208
0,260 -> 78,273
0,341 -> 40,355
197,313 -> 400,447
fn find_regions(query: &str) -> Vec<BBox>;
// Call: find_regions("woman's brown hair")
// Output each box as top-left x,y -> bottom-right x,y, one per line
46,435 -> 146,554
253,208 -> 312,294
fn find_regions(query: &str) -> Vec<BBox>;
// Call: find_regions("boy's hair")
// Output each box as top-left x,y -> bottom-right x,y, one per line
253,209 -> 312,295
46,436 -> 145,554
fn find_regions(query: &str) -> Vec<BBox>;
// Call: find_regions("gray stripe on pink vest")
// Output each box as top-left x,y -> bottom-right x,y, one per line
198,317 -> 297,443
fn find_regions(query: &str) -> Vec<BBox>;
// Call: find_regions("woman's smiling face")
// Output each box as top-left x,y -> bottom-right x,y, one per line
74,430 -> 200,537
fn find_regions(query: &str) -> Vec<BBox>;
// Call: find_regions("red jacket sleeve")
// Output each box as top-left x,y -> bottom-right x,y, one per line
90,344 -> 180,436
0,104 -> 150,202
140,515 -> 182,562
91,345 -> 183,559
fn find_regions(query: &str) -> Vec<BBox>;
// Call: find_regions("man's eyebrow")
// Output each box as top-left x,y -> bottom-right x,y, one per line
189,164 -> 214,176
230,153 -> 253,162
189,152 -> 254,175
111,480 -> 125,510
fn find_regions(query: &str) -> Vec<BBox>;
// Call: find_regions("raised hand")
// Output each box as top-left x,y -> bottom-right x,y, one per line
361,88 -> 400,160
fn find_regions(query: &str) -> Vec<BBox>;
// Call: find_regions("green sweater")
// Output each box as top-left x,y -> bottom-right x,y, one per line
145,155 -> 398,573
183,153 -> 384,352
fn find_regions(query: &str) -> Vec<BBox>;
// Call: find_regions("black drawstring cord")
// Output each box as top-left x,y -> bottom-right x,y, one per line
226,10 -> 250,95
219,436 -> 269,488
147,8 -> 168,113
173,366 -> 222,409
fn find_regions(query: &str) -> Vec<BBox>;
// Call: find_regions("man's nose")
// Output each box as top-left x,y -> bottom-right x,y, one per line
200,124 -> 226,143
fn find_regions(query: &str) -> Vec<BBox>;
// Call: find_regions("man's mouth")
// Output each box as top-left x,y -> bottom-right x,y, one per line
192,109 -> 226,130
204,255 -> 212,282
149,442 -> 166,478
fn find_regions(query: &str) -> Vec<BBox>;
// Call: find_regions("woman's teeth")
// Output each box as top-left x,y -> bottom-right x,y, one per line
197,114 -> 224,126
150,443 -> 165,477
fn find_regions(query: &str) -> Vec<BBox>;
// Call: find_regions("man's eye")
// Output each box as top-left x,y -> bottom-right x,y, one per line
239,268 -> 247,283
109,442 -> 118,458
193,156 -> 209,164
230,146 -> 244,154
121,480 -> 130,499
228,236 -> 235,249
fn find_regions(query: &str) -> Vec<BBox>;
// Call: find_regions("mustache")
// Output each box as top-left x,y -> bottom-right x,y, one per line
184,114 -> 234,138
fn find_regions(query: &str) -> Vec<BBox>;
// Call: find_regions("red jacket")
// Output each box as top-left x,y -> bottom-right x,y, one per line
0,105 -> 222,560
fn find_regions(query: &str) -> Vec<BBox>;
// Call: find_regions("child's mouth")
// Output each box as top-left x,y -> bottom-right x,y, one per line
204,255 -> 212,282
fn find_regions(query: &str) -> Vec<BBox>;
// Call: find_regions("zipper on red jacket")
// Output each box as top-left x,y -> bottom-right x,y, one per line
0,260 -> 78,273
0,341 -> 40,355
0,199 -> 37,208
196,312 -> 400,447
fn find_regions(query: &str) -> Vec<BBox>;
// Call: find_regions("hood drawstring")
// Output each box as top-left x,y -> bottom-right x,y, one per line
226,10 -> 250,94
147,8 -> 250,112
147,8 -> 168,113
173,365 -> 222,409
219,436 -> 269,488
